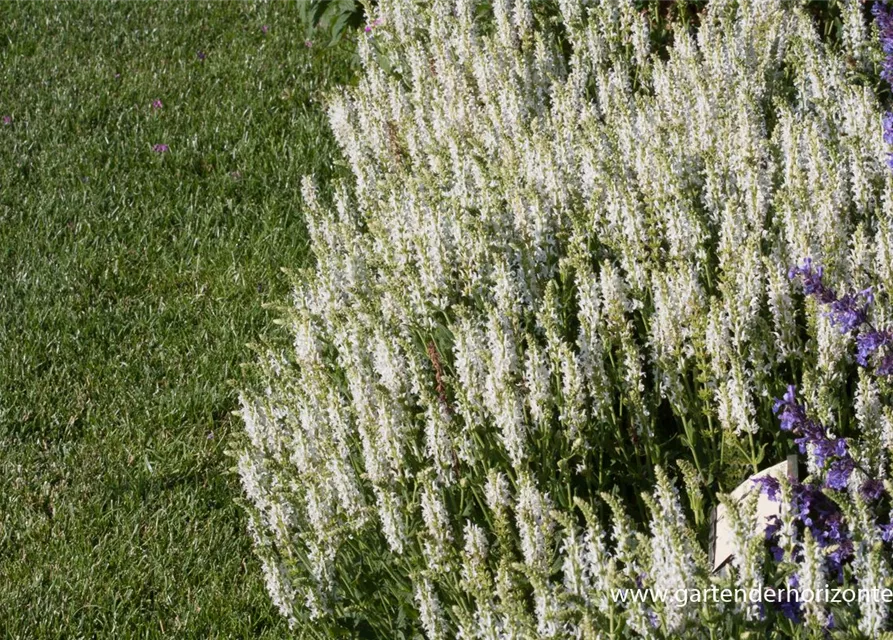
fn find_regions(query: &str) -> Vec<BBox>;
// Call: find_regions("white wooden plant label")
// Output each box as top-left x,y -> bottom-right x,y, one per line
710,455 -> 800,572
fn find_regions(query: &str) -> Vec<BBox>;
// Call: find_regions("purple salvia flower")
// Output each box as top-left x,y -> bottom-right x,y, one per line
753,476 -> 781,502
856,329 -> 891,366
826,290 -> 871,333
825,457 -> 854,490
773,385 -> 807,432
812,436 -> 848,468
884,113 -> 893,146
153,144 -> 169,153
860,479 -> 885,502
197,50 -> 206,61
789,258 -> 837,304
764,515 -> 784,561
779,590 -> 802,623
877,352 -> 893,376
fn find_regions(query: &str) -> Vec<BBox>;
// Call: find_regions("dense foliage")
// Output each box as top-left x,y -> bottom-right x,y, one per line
238,0 -> 893,637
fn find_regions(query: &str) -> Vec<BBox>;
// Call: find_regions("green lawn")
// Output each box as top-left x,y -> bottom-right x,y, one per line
0,2 -> 354,636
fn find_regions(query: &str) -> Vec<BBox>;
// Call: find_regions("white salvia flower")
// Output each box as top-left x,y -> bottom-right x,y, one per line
238,450 -> 269,515
453,314 -> 488,426
259,552 -> 299,628
515,476 -> 554,574
239,394 -> 278,457
855,370 -> 887,478
372,330 -> 407,397
483,310 -> 527,468
884,409 -> 893,455
765,257 -> 799,361
532,582 -> 565,639
373,485 -> 407,555
376,397 -> 410,480
719,488 -> 765,621
841,0 -> 868,62
721,360 -> 758,435
420,478 -> 453,571
523,340 -> 553,428
849,498 -> 891,636
414,576 -> 447,640
560,523 -> 589,599
556,341 -> 588,445
485,470 -> 512,519
646,468 -> 699,631
774,475 -> 798,564
571,501 -> 615,617
304,538 -> 335,616
511,0 -> 533,44
575,267 -> 612,418
302,480 -> 336,545
798,529 -> 829,629
325,453 -> 365,524
267,497 -> 295,550
813,307 -> 851,424
461,521 -> 490,595
471,599 -> 503,640
292,397 -> 321,475
425,404 -> 457,486
599,261 -> 632,337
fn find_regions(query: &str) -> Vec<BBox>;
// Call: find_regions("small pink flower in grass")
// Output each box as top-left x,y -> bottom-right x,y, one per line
197,50 -> 206,61
364,18 -> 383,33
261,25 -> 269,34
153,144 -> 169,153
2,116 -> 11,125
151,99 -> 163,109
304,39 -> 312,48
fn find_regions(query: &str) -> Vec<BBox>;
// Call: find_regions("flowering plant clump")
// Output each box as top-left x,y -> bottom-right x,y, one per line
237,1 -> 893,637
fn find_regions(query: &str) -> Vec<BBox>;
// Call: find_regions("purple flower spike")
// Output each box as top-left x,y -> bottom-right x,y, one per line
772,385 -> 808,433
153,144 -> 169,153
197,50 -> 207,61
877,352 -> 893,376
827,291 -> 870,333
856,330 -> 891,366
789,258 -> 837,304
825,457 -> 855,491
753,476 -> 781,502
860,479 -> 885,502
884,113 -> 893,146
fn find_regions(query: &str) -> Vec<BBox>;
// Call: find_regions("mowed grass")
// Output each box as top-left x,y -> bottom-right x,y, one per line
0,2 -> 354,637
